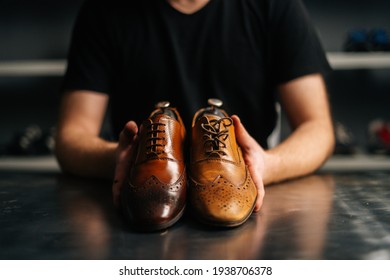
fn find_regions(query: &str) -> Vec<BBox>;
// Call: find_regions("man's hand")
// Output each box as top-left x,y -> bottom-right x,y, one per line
112,121 -> 139,208
231,115 -> 266,212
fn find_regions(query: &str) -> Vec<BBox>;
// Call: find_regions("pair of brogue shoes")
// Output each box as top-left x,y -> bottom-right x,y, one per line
120,99 -> 257,232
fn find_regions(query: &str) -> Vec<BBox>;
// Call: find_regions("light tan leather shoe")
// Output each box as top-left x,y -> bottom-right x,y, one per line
189,98 -> 257,227
120,101 -> 186,232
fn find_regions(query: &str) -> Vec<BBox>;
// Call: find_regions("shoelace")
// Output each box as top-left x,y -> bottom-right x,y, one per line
201,117 -> 232,157
146,122 -> 166,157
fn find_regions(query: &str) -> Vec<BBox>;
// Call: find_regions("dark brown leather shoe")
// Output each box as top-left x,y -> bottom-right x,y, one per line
120,101 -> 186,232
189,98 -> 257,227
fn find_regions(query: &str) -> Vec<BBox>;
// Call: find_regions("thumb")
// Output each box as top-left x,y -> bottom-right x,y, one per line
232,115 -> 265,212
231,115 -> 257,152
118,121 -> 138,149
113,121 -> 138,208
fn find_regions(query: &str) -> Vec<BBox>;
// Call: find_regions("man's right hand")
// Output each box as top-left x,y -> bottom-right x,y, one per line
112,121 -> 139,208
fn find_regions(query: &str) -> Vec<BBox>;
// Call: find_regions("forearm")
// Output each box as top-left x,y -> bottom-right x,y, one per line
55,128 -> 117,179
263,119 -> 335,185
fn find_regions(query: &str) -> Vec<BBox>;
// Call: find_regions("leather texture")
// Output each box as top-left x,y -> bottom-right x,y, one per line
121,106 -> 186,232
189,107 -> 257,227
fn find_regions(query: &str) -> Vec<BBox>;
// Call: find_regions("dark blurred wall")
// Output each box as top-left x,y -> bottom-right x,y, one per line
0,0 -> 82,60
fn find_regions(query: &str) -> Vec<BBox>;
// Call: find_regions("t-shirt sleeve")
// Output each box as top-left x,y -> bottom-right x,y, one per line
267,0 -> 332,85
61,0 -> 115,94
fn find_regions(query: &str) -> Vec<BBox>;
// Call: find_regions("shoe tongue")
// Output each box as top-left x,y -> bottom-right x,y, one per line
149,111 -> 165,121
150,108 -> 178,120
151,113 -> 165,122
147,113 -> 172,126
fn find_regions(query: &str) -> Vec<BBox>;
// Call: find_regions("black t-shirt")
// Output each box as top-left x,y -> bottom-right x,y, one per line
62,0 -> 331,147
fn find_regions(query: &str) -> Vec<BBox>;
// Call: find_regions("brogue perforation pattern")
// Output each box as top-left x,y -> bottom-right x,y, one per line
189,173 -> 256,213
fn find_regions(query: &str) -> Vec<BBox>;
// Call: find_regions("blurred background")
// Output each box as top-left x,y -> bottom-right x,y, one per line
0,0 -> 390,163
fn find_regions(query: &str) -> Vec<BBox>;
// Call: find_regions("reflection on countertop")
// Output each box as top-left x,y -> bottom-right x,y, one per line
0,170 -> 389,260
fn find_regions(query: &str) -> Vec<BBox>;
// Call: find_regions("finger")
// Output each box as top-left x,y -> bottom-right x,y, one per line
117,121 -> 139,165
232,115 -> 265,212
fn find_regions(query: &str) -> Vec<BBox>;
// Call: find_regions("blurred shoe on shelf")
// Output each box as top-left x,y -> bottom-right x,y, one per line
344,27 -> 390,52
367,119 -> 390,155
4,124 -> 55,156
334,122 -> 357,155
369,28 -> 390,52
344,28 -> 371,52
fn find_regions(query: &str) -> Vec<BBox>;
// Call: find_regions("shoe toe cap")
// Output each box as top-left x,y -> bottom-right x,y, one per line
190,175 -> 257,226
121,173 -> 186,231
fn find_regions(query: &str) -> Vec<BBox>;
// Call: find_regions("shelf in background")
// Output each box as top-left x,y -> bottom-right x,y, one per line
327,52 -> 390,70
0,60 -> 66,76
1,52 -> 390,77
0,155 -> 60,172
320,154 -> 390,172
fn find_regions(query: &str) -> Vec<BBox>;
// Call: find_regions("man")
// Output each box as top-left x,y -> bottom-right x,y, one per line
55,0 -> 335,213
